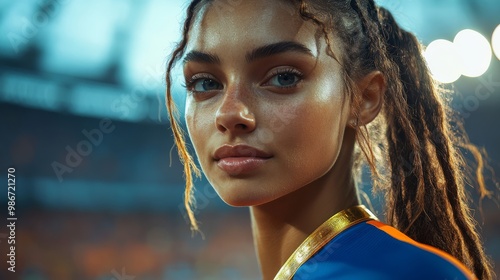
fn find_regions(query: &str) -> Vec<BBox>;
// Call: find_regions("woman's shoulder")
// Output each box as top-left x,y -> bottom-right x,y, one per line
293,220 -> 476,280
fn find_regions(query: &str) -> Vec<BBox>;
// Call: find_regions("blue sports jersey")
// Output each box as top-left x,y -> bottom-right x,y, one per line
274,205 -> 475,280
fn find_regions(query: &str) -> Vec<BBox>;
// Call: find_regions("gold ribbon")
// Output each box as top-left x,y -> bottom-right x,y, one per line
274,205 -> 378,280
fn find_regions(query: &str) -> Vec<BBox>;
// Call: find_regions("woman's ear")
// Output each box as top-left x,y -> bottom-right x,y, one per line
348,71 -> 385,127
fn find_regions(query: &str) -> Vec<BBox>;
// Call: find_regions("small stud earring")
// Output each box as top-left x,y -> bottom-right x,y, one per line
349,118 -> 359,128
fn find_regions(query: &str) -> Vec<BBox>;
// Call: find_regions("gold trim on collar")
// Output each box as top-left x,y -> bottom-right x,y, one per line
273,205 -> 378,280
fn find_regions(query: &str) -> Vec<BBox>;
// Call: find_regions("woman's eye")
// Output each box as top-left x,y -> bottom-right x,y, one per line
267,72 -> 301,87
191,78 -> 222,92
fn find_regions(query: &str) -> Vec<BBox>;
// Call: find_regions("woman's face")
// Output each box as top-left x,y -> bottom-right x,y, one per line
183,0 -> 352,206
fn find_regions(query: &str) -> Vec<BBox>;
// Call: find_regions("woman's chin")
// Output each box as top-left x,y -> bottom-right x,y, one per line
209,177 -> 278,207
220,195 -> 265,207
218,190 -> 275,207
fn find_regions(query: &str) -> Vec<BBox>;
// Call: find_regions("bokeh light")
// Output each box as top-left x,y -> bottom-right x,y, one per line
453,29 -> 492,77
492,24 -> 500,60
424,39 -> 462,83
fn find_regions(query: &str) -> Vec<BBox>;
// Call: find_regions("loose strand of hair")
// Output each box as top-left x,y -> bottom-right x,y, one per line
165,0 -> 204,232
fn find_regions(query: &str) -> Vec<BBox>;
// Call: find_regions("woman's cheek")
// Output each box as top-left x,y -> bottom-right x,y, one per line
186,106 -> 211,165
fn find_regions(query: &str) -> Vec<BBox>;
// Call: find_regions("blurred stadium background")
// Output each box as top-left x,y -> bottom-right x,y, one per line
0,0 -> 499,279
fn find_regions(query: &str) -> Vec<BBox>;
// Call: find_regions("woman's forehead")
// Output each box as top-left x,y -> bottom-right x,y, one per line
186,0 -> 321,56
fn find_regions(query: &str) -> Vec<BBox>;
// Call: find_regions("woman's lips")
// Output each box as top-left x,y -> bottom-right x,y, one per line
213,145 -> 272,176
217,157 -> 270,176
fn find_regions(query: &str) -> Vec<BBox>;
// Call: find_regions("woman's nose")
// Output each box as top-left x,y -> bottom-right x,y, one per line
215,92 -> 256,135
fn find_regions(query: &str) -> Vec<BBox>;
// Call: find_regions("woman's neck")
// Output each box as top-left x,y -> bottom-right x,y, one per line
249,160 -> 359,280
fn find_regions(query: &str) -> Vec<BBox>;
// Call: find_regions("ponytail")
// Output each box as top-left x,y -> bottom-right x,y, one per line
347,1 -> 493,278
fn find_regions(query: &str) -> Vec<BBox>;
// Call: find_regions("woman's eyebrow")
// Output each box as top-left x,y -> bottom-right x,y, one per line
183,51 -> 220,65
245,41 -> 314,62
183,41 -> 313,65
